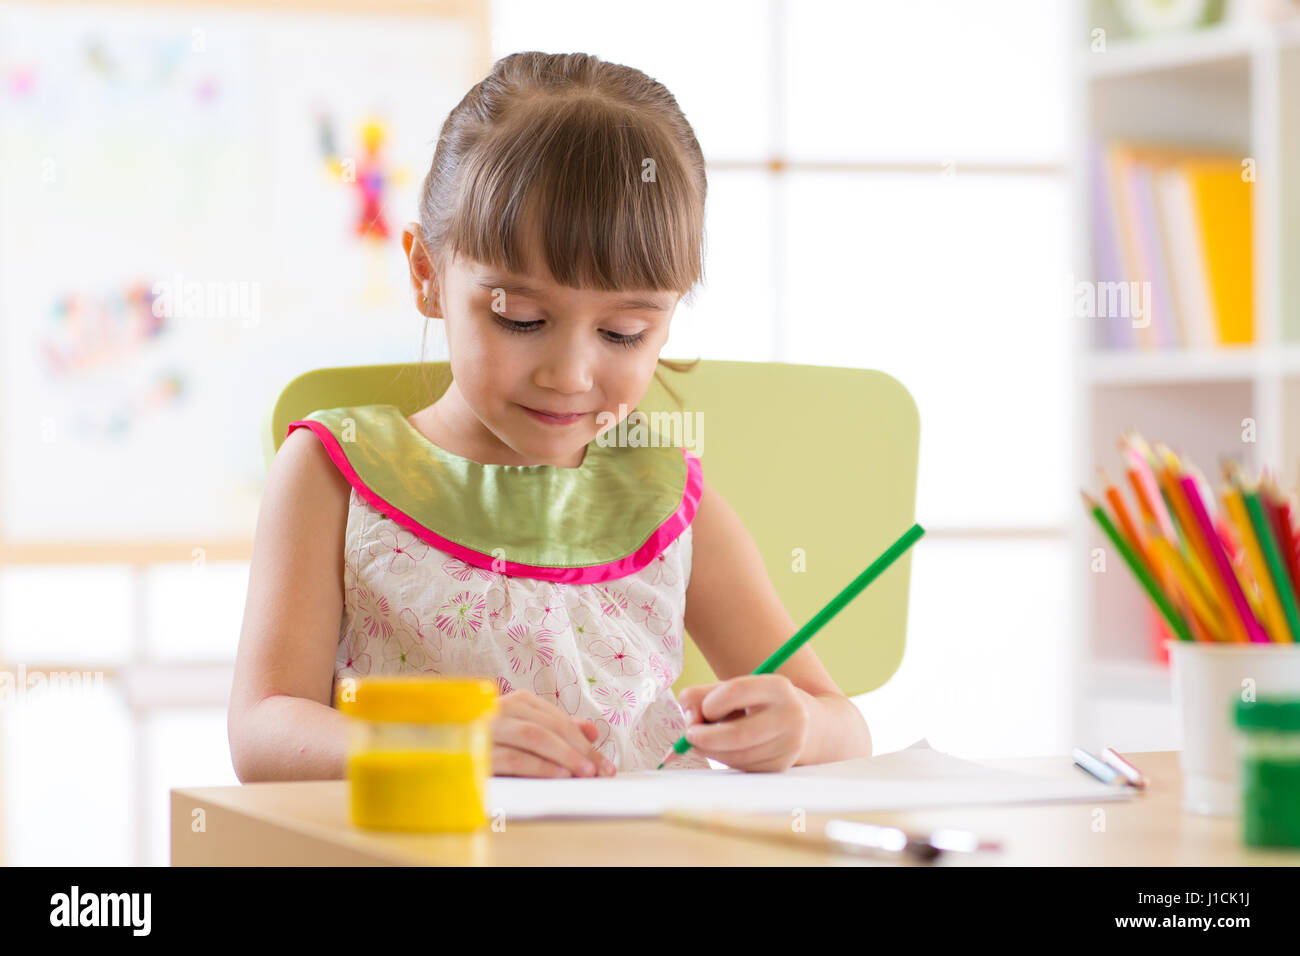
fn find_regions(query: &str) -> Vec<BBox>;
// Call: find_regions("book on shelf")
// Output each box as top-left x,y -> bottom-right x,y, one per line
1088,140 -> 1253,352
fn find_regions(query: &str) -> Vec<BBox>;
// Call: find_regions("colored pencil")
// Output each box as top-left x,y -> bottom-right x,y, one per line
1101,470 -> 1150,565
1100,748 -> 1148,788
1260,482 -> 1300,601
655,522 -> 926,769
1156,451 -> 1249,643
1120,435 -> 1178,542
1241,481 -> 1300,643
1278,495 -> 1300,595
1148,533 -> 1224,641
1178,474 -> 1269,643
1082,492 -> 1194,643
1222,485 -> 1287,642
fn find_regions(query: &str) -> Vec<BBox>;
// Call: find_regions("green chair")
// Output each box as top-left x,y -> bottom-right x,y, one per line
267,360 -> 920,696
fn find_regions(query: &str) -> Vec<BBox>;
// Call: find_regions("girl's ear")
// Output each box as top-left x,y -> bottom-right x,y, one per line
402,223 -> 443,318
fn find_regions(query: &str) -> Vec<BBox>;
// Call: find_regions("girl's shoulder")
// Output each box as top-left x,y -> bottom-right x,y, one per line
286,403 -> 702,586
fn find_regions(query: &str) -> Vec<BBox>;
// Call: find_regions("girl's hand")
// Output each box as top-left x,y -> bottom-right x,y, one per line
490,690 -> 618,779
676,675 -> 811,772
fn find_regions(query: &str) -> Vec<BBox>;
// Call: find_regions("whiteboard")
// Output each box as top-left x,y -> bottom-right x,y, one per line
0,1 -> 480,546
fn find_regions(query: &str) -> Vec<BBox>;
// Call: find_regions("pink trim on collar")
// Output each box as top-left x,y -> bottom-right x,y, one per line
287,418 -> 701,583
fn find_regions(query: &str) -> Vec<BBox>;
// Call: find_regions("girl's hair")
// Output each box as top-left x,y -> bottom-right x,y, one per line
415,51 -> 704,406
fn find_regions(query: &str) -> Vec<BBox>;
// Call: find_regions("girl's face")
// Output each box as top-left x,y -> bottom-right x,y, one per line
402,221 -> 679,468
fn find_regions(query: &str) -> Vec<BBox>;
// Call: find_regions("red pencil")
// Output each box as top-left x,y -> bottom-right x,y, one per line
1263,482 -> 1300,602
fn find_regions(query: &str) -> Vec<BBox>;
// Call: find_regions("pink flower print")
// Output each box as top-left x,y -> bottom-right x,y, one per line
524,588 -> 565,631
496,675 -> 514,697
568,602 -> 604,647
594,585 -> 629,618
589,636 -> 644,677
484,580 -> 515,633
661,627 -> 682,654
505,622 -> 555,676
533,657 -> 581,715
396,607 -> 441,669
383,624 -> 435,673
630,594 -> 672,637
630,720 -> 651,754
648,652 -> 672,692
337,626 -> 372,676
662,703 -> 691,738
442,556 -> 495,583
343,556 -> 359,592
593,684 -> 637,727
645,549 -> 679,588
367,527 -> 430,574
434,590 -> 486,641
642,715 -> 687,767
353,582 -> 395,641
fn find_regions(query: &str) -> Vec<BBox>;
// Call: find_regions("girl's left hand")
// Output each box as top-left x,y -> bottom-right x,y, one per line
675,674 -> 811,772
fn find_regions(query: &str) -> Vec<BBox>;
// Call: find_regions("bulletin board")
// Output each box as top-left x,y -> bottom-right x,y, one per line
0,0 -> 489,561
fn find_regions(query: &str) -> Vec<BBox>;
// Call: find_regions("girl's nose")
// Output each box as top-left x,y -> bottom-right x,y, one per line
533,343 -> 594,394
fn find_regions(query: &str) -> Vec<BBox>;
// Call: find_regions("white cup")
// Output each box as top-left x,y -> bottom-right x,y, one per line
1167,639 -> 1300,815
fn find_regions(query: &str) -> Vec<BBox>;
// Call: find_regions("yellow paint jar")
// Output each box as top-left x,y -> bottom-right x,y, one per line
336,675 -> 498,832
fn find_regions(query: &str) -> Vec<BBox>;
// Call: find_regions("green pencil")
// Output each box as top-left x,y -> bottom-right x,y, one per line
1082,491 -> 1194,643
656,521 -> 926,769
1242,484 -> 1300,643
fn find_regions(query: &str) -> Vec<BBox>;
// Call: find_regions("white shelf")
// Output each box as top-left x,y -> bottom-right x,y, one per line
1086,347 -> 1260,384
1086,22 -> 1255,78
1085,18 -> 1300,79
1073,2 -> 1300,742
1088,346 -> 1300,383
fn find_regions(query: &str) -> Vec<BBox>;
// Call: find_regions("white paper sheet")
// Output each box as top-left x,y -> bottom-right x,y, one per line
486,739 -> 1137,820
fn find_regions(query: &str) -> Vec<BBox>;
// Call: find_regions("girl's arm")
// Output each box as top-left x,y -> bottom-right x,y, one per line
228,427 -> 352,782
681,479 -> 872,767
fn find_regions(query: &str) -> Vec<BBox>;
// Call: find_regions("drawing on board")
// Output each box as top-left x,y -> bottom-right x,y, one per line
0,2 -> 482,547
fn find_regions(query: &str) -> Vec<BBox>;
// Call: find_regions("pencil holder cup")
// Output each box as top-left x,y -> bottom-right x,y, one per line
1167,640 -> 1300,816
335,675 -> 498,832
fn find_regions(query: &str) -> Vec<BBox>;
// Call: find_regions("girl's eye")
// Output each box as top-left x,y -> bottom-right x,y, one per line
602,330 -> 647,349
492,315 -> 646,349
495,316 -> 543,335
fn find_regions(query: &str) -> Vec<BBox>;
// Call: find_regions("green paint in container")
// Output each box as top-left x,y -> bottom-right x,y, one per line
1235,697 -> 1300,849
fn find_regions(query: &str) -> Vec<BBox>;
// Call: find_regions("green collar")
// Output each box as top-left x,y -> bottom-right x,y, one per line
286,404 -> 702,583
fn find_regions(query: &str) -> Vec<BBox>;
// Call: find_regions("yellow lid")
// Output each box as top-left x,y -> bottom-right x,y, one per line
335,675 -> 498,723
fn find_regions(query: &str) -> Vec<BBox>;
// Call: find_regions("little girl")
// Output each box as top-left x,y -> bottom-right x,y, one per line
228,51 -> 872,782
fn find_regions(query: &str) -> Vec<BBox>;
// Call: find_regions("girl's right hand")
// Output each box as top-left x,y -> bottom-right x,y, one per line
491,690 -> 618,778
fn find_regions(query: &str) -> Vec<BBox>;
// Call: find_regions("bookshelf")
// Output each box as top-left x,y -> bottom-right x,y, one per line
1074,5 -> 1300,731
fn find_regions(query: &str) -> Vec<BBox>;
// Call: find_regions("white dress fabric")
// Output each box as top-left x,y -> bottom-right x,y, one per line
334,486 -> 711,771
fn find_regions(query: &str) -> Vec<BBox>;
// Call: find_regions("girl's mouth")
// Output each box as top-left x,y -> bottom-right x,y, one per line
518,404 -> 588,425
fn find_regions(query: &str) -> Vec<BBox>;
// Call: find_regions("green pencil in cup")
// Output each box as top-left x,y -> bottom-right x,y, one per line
656,522 -> 926,769
1081,491 -> 1194,643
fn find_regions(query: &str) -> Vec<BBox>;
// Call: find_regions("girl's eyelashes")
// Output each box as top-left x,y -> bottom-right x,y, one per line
490,314 -> 647,349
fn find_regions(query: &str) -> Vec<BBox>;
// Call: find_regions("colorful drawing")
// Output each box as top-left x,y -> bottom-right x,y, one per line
40,281 -> 184,439
316,111 -> 411,304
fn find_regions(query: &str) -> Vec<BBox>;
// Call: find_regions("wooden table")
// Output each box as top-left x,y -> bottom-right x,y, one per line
170,751 -> 1300,865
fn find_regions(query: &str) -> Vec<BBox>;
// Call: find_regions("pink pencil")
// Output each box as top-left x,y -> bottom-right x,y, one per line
1178,473 -> 1271,643
1121,442 -> 1177,542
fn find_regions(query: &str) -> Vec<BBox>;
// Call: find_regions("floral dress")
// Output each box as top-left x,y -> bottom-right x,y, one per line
287,403 -> 710,771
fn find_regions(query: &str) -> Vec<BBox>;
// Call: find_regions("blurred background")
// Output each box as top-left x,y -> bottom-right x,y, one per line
2,0 -> 1296,864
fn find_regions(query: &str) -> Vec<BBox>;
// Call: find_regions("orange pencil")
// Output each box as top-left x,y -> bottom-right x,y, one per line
1101,469 -> 1151,569
1155,447 -> 1250,643
1126,467 -> 1157,529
